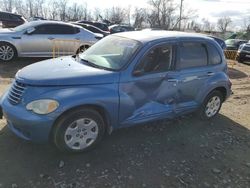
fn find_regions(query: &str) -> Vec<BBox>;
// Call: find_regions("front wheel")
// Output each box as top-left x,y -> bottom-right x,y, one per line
53,108 -> 106,153
0,42 -> 17,62
199,90 -> 223,120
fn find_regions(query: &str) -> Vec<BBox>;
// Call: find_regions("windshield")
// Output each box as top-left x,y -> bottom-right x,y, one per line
225,39 -> 235,45
243,46 -> 250,51
79,35 -> 141,70
13,22 -> 36,32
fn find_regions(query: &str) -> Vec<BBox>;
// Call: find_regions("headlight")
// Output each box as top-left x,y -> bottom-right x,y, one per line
26,99 -> 59,115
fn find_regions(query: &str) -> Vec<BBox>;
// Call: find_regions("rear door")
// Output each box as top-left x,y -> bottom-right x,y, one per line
45,24 -> 80,55
173,41 -> 213,112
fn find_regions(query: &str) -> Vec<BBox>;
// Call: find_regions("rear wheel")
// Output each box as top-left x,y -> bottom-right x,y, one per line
0,42 -> 17,62
53,108 -> 106,153
199,90 -> 223,120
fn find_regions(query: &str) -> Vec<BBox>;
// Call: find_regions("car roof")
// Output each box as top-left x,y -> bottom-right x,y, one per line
113,31 -> 216,43
226,39 -> 248,42
0,11 -> 22,17
28,20 -> 80,27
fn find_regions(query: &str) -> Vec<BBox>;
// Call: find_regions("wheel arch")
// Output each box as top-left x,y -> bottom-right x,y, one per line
214,87 -> 227,102
201,86 -> 228,103
0,41 -> 18,55
49,104 -> 112,143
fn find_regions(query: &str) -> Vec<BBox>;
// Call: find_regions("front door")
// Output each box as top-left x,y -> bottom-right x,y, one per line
19,24 -> 78,57
19,24 -> 53,56
119,43 -> 179,127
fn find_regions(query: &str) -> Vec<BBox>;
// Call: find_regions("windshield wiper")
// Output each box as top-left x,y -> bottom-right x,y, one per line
80,58 -> 114,71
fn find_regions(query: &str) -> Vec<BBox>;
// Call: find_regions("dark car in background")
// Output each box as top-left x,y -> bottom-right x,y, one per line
76,20 -> 109,32
0,11 -> 27,28
236,43 -> 250,63
109,24 -> 135,34
72,22 -> 110,37
209,36 -> 226,50
225,39 -> 248,50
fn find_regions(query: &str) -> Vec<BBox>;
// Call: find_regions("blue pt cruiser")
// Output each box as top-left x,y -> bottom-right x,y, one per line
0,31 -> 232,152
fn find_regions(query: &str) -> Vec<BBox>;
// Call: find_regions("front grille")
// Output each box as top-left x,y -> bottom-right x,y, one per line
8,80 -> 26,105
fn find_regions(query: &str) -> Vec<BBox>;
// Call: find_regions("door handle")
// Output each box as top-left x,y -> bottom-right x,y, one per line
168,79 -> 178,82
75,37 -> 80,40
207,72 -> 215,76
48,37 -> 54,40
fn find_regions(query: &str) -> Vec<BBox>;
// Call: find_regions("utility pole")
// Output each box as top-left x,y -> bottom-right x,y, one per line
179,0 -> 184,31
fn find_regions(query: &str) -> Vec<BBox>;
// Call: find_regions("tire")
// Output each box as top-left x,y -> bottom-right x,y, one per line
53,108 -> 106,153
0,42 -> 17,62
237,58 -> 244,63
199,90 -> 223,120
76,45 -> 89,54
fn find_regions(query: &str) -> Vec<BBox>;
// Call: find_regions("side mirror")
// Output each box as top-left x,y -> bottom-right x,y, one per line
26,27 -> 35,35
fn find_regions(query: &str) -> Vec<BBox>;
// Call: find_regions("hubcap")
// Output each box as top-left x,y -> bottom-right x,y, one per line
205,96 -> 221,117
0,45 -> 14,61
64,118 -> 99,150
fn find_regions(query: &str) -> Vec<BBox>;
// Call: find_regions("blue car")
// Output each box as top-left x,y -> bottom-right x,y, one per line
0,31 -> 232,152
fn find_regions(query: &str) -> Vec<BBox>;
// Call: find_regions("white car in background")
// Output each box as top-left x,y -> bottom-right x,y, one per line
0,21 -> 102,61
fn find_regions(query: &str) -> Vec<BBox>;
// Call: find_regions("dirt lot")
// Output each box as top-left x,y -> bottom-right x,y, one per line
0,59 -> 250,188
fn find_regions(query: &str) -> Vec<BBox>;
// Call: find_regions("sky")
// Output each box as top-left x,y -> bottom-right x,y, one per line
75,0 -> 250,29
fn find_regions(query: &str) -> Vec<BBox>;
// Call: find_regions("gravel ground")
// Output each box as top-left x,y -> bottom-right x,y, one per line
0,59 -> 250,188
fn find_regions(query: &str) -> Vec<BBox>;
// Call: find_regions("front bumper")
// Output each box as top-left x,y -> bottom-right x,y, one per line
0,94 -> 55,143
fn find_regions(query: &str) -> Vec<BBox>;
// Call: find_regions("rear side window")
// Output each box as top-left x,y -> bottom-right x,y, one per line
208,43 -> 222,65
177,42 -> 208,69
34,24 -> 75,34
0,13 -> 20,21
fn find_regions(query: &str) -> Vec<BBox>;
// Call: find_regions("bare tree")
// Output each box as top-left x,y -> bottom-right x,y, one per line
58,0 -> 68,21
47,0 -> 59,20
105,6 -> 126,24
33,0 -> 45,17
146,0 -> 195,30
93,8 -> 101,21
0,0 -> 14,12
202,18 -> 215,32
25,0 -> 34,17
133,8 -> 148,28
14,0 -> 27,17
242,16 -> 250,31
217,16 -> 232,33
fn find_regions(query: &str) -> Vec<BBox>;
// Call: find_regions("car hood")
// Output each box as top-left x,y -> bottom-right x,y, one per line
16,56 -> 119,86
0,28 -> 15,34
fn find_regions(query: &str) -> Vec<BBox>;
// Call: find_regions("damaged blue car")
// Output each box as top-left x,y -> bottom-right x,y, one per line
0,31 -> 232,152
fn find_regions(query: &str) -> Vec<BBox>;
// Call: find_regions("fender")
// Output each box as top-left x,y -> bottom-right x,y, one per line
196,71 -> 230,104
22,84 -> 120,130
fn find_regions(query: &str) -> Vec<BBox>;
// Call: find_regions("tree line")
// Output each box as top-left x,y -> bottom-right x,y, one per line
1,0 -> 249,33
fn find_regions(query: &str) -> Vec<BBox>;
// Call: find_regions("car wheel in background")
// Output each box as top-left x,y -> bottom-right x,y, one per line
199,90 -> 223,120
53,108 -> 106,153
0,42 -> 17,62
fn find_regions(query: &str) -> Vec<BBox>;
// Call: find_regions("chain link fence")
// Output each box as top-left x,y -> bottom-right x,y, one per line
224,50 -> 238,68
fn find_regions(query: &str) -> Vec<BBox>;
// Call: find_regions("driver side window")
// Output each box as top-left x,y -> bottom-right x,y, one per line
134,45 -> 173,75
